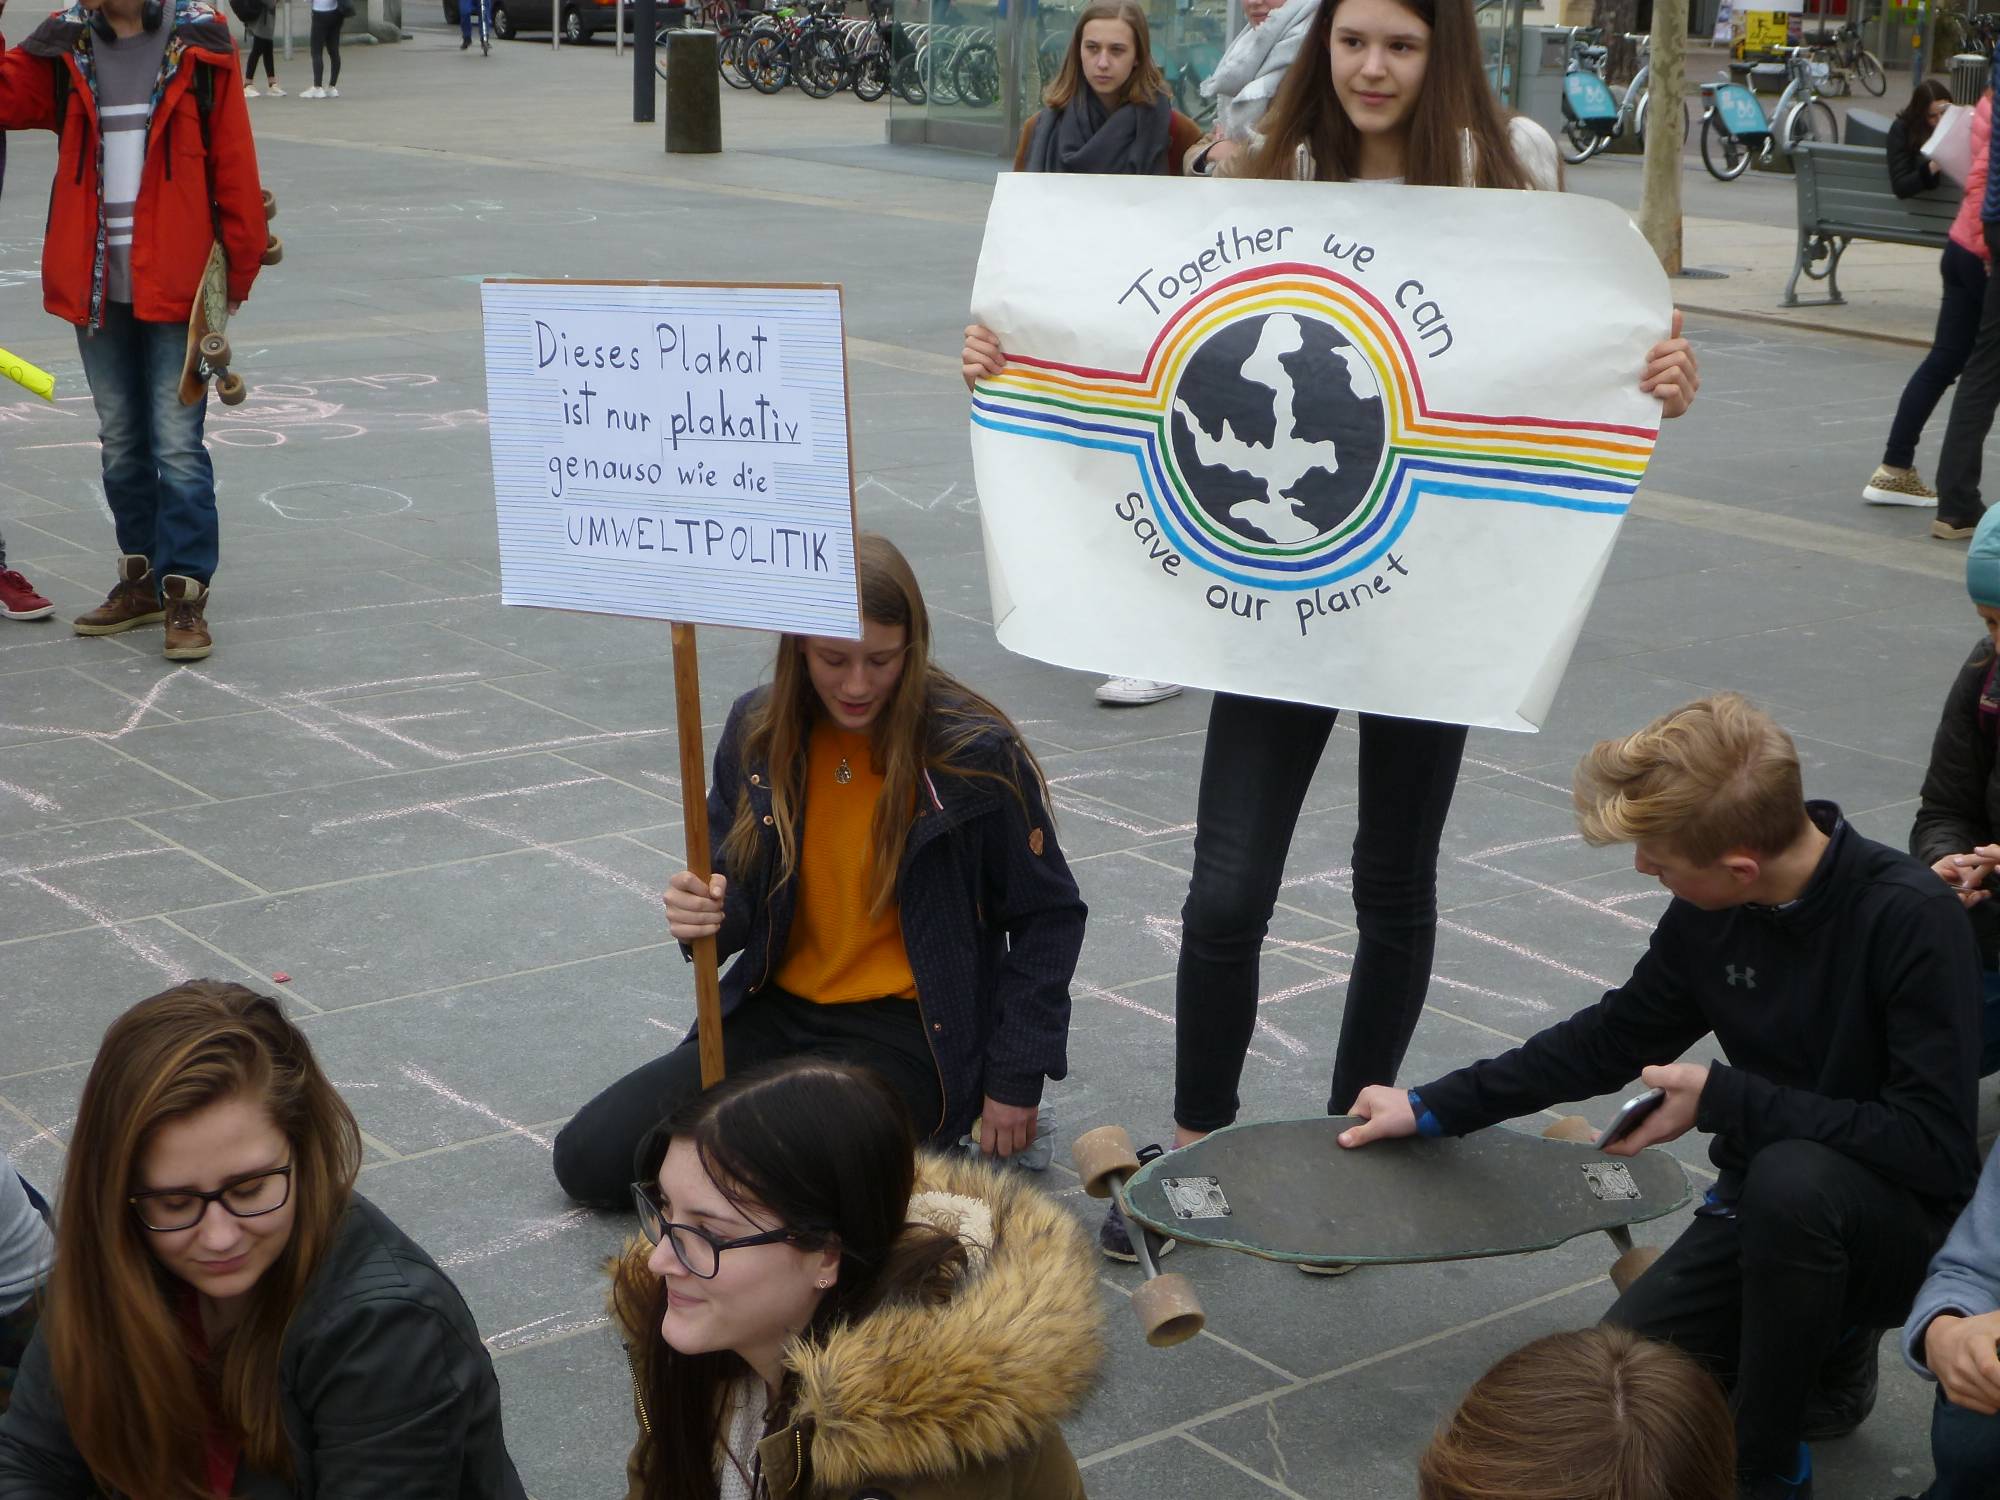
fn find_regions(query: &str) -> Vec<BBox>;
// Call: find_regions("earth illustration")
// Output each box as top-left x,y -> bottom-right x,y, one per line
1166,312 -> 1387,548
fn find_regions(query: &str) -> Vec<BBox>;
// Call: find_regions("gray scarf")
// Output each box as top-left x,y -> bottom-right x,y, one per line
1027,89 -> 1173,174
1202,0 -> 1317,142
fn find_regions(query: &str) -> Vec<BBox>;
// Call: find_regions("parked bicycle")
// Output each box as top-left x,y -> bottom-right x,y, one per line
1937,6 -> 2000,59
1559,32 -> 1689,166
1696,47 -> 1837,180
1812,21 -> 1885,95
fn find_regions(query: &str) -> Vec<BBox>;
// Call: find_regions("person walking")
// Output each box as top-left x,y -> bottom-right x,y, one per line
0,13 -> 56,629
1865,80 -> 1980,511
0,0 -> 269,661
1929,56 -> 2000,542
240,0 -> 281,94
301,0 -> 340,97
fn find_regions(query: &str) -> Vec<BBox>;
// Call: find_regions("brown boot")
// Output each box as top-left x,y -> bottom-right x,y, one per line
71,554 -> 164,636
161,575 -> 212,661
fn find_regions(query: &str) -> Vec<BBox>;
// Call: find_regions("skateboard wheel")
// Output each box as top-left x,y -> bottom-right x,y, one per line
201,332 -> 231,366
1542,1115 -> 1597,1144
1610,1244 -> 1662,1294
1131,1272 -> 1205,1348
263,188 -> 277,219
216,372 -> 248,406
1072,1125 -> 1140,1200
261,235 -> 284,267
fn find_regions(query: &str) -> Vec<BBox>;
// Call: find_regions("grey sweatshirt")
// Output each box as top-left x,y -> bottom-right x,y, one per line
0,1169 -> 52,1316
1904,1136 -> 2000,1378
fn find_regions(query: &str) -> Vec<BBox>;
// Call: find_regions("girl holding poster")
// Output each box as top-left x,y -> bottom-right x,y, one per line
965,0 -> 1699,1265
552,535 -> 1086,1210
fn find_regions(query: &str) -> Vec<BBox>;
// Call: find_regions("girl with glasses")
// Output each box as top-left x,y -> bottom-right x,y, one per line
554,533 -> 1087,1209
610,1057 -> 1102,1500
0,980 -> 527,1499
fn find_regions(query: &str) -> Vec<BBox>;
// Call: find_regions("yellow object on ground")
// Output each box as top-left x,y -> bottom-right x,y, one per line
0,348 -> 54,401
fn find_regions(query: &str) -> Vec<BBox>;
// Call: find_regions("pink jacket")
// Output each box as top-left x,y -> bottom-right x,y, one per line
1950,94 -> 1993,263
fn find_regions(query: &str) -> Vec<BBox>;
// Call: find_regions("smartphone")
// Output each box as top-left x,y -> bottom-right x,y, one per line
1595,1086 -> 1666,1150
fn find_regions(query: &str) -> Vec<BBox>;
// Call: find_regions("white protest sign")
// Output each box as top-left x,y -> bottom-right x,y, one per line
969,176 -> 1668,733
482,280 -> 860,637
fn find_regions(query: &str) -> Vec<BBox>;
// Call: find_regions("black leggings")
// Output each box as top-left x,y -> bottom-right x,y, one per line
243,35 -> 276,80
309,9 -> 342,87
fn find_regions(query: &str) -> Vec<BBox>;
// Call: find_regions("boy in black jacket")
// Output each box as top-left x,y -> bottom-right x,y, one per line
1342,693 -> 1982,1500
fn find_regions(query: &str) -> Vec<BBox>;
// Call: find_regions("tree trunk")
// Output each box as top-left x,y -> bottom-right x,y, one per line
1593,0 -> 1641,82
1640,0 -> 1687,275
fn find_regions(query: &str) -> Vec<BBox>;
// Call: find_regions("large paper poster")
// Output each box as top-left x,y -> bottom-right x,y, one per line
482,280 -> 860,637
968,177 -> 1668,732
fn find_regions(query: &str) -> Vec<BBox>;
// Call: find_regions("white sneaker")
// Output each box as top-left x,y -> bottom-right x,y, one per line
328,86 -> 340,96
243,83 -> 261,96
1862,463 -> 1938,507
266,82 -> 286,95
301,85 -> 322,97
1095,677 -> 1183,706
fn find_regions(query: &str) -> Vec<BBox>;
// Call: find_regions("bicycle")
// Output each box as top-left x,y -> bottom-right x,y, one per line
1938,7 -> 2000,58
1557,25 -> 1616,164
1816,22 -> 1885,96
1558,32 -> 1689,166
1696,48 -> 1837,180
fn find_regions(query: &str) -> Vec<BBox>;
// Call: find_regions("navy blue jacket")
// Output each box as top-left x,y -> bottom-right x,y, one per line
693,687 -> 1086,1137
1415,803 -> 1981,1215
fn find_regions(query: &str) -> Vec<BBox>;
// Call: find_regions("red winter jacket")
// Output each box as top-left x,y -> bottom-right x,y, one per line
0,1 -> 267,327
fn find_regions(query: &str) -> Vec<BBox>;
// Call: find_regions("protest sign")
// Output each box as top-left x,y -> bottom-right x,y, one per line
482,280 -> 862,1081
968,176 -> 1669,732
482,279 -> 860,638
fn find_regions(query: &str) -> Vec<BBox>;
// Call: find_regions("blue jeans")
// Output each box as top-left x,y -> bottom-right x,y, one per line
75,302 -> 217,587
1922,1386 -> 2000,1500
459,0 -> 492,38
1886,240 -> 1990,470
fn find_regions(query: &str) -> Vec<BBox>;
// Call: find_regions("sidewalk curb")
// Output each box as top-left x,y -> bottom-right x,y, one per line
1674,301 -> 1929,350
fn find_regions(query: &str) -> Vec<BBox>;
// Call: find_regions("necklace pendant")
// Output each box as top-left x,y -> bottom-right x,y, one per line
835,756 -> 853,785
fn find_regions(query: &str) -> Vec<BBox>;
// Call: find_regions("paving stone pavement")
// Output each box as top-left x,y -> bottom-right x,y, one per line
2,32 -> 1997,1499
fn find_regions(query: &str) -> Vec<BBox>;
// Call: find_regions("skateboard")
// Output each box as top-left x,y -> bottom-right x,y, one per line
1074,1114 -> 1690,1347
179,189 -> 285,408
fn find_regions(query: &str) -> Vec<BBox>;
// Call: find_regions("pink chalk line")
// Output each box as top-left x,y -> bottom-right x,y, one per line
399,1065 -> 555,1150
1267,933 -> 1553,1014
1049,790 -> 1197,839
484,1310 -> 612,1353
1468,833 -> 1584,861
0,846 -> 171,879
1436,919 -> 1615,990
0,779 -> 60,814
14,873 -> 191,981
1456,857 -> 1655,933
441,1208 -> 591,1269
311,775 -> 607,832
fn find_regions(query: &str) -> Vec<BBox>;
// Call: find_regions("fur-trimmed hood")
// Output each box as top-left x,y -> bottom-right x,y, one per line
610,1152 -> 1104,1498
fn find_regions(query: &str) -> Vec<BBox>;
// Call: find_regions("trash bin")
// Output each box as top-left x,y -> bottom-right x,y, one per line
664,27 -> 720,154
1952,52 -> 1988,105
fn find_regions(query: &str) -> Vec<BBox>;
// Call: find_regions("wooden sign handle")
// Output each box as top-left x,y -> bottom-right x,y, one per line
671,622 -> 727,1089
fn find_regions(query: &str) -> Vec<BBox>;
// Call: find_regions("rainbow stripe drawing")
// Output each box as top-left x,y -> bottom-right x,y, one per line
968,176 -> 1671,732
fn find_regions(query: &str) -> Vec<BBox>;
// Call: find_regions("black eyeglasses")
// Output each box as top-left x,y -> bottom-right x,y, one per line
129,1165 -> 294,1233
630,1182 -> 811,1279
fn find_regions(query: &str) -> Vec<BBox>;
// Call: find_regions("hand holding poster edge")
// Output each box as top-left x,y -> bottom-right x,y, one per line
482,277 -> 864,1085
966,177 -> 1672,732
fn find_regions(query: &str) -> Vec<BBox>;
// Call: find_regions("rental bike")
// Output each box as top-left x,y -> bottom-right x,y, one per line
1559,32 -> 1689,166
1696,46 -> 1837,181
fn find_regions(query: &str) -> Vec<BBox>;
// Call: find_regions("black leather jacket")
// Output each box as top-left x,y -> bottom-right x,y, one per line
0,1194 -> 527,1499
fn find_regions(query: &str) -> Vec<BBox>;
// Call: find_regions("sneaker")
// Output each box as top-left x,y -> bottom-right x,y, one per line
300,85 -> 321,97
1738,1445 -> 1812,1500
244,83 -> 261,96
1862,465 -> 1937,506
72,554 -> 164,635
1297,1261 -> 1359,1276
1800,1328 -> 1879,1441
1095,677 -> 1183,707
161,574 -> 212,662
0,569 -> 55,621
266,82 -> 286,95
1934,517 -> 1980,541
1098,1196 -> 1177,1264
327,86 -> 339,97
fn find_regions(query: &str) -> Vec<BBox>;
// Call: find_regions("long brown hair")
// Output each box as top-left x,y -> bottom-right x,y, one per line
1899,77 -> 1952,150
720,532 -> 1049,918
620,1059 -> 968,1500
1245,0 -> 1532,186
1418,1325 -> 1735,1500
1042,0 -> 1168,110
44,980 -> 362,1500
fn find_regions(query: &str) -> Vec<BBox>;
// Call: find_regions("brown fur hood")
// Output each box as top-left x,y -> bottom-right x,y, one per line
610,1151 -> 1105,1493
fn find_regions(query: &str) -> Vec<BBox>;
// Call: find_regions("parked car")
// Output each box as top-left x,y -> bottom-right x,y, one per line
442,0 -> 628,42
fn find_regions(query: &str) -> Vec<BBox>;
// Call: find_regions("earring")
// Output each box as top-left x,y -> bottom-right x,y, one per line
815,1279 -> 831,1289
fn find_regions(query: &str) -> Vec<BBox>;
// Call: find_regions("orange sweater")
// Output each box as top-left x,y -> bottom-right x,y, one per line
772,725 -> 918,1004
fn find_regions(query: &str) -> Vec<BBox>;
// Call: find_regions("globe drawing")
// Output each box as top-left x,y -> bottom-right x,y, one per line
1166,312 -> 1387,549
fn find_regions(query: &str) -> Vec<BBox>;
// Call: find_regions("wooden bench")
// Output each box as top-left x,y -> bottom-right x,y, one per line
1786,140 -> 1959,307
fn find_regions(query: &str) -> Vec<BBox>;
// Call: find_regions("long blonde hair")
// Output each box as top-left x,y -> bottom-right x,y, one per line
1042,0 -> 1168,110
720,533 -> 1048,918
45,981 -> 362,1500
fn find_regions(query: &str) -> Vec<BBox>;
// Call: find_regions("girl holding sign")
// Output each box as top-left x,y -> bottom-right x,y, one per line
964,0 -> 1699,1265
0,981 -> 527,1498
552,534 -> 1086,1210
610,1058 -> 1100,1500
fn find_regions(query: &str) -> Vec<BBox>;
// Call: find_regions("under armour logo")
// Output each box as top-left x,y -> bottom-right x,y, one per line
1725,965 -> 1756,989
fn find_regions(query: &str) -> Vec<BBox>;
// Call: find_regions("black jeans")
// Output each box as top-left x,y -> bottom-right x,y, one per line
552,989 -> 943,1207
1603,1139 -> 1945,1478
1887,240 -> 1990,470
1936,221 -> 2000,525
309,9 -> 342,87
243,35 -> 276,80
1173,693 -> 1467,1133
1923,1385 -> 2000,1500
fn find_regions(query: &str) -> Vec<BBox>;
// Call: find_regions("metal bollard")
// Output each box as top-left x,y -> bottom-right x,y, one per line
664,28 -> 721,154
634,0 -> 657,122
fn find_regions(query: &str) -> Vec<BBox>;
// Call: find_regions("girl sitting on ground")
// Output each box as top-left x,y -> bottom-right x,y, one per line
610,1057 -> 1103,1499
0,980 -> 526,1499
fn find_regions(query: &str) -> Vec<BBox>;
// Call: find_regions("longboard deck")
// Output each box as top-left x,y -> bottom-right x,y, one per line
180,243 -> 231,407
1123,1116 -> 1690,1267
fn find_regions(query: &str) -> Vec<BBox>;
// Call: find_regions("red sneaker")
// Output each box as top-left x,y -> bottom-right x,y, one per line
0,568 -> 54,621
